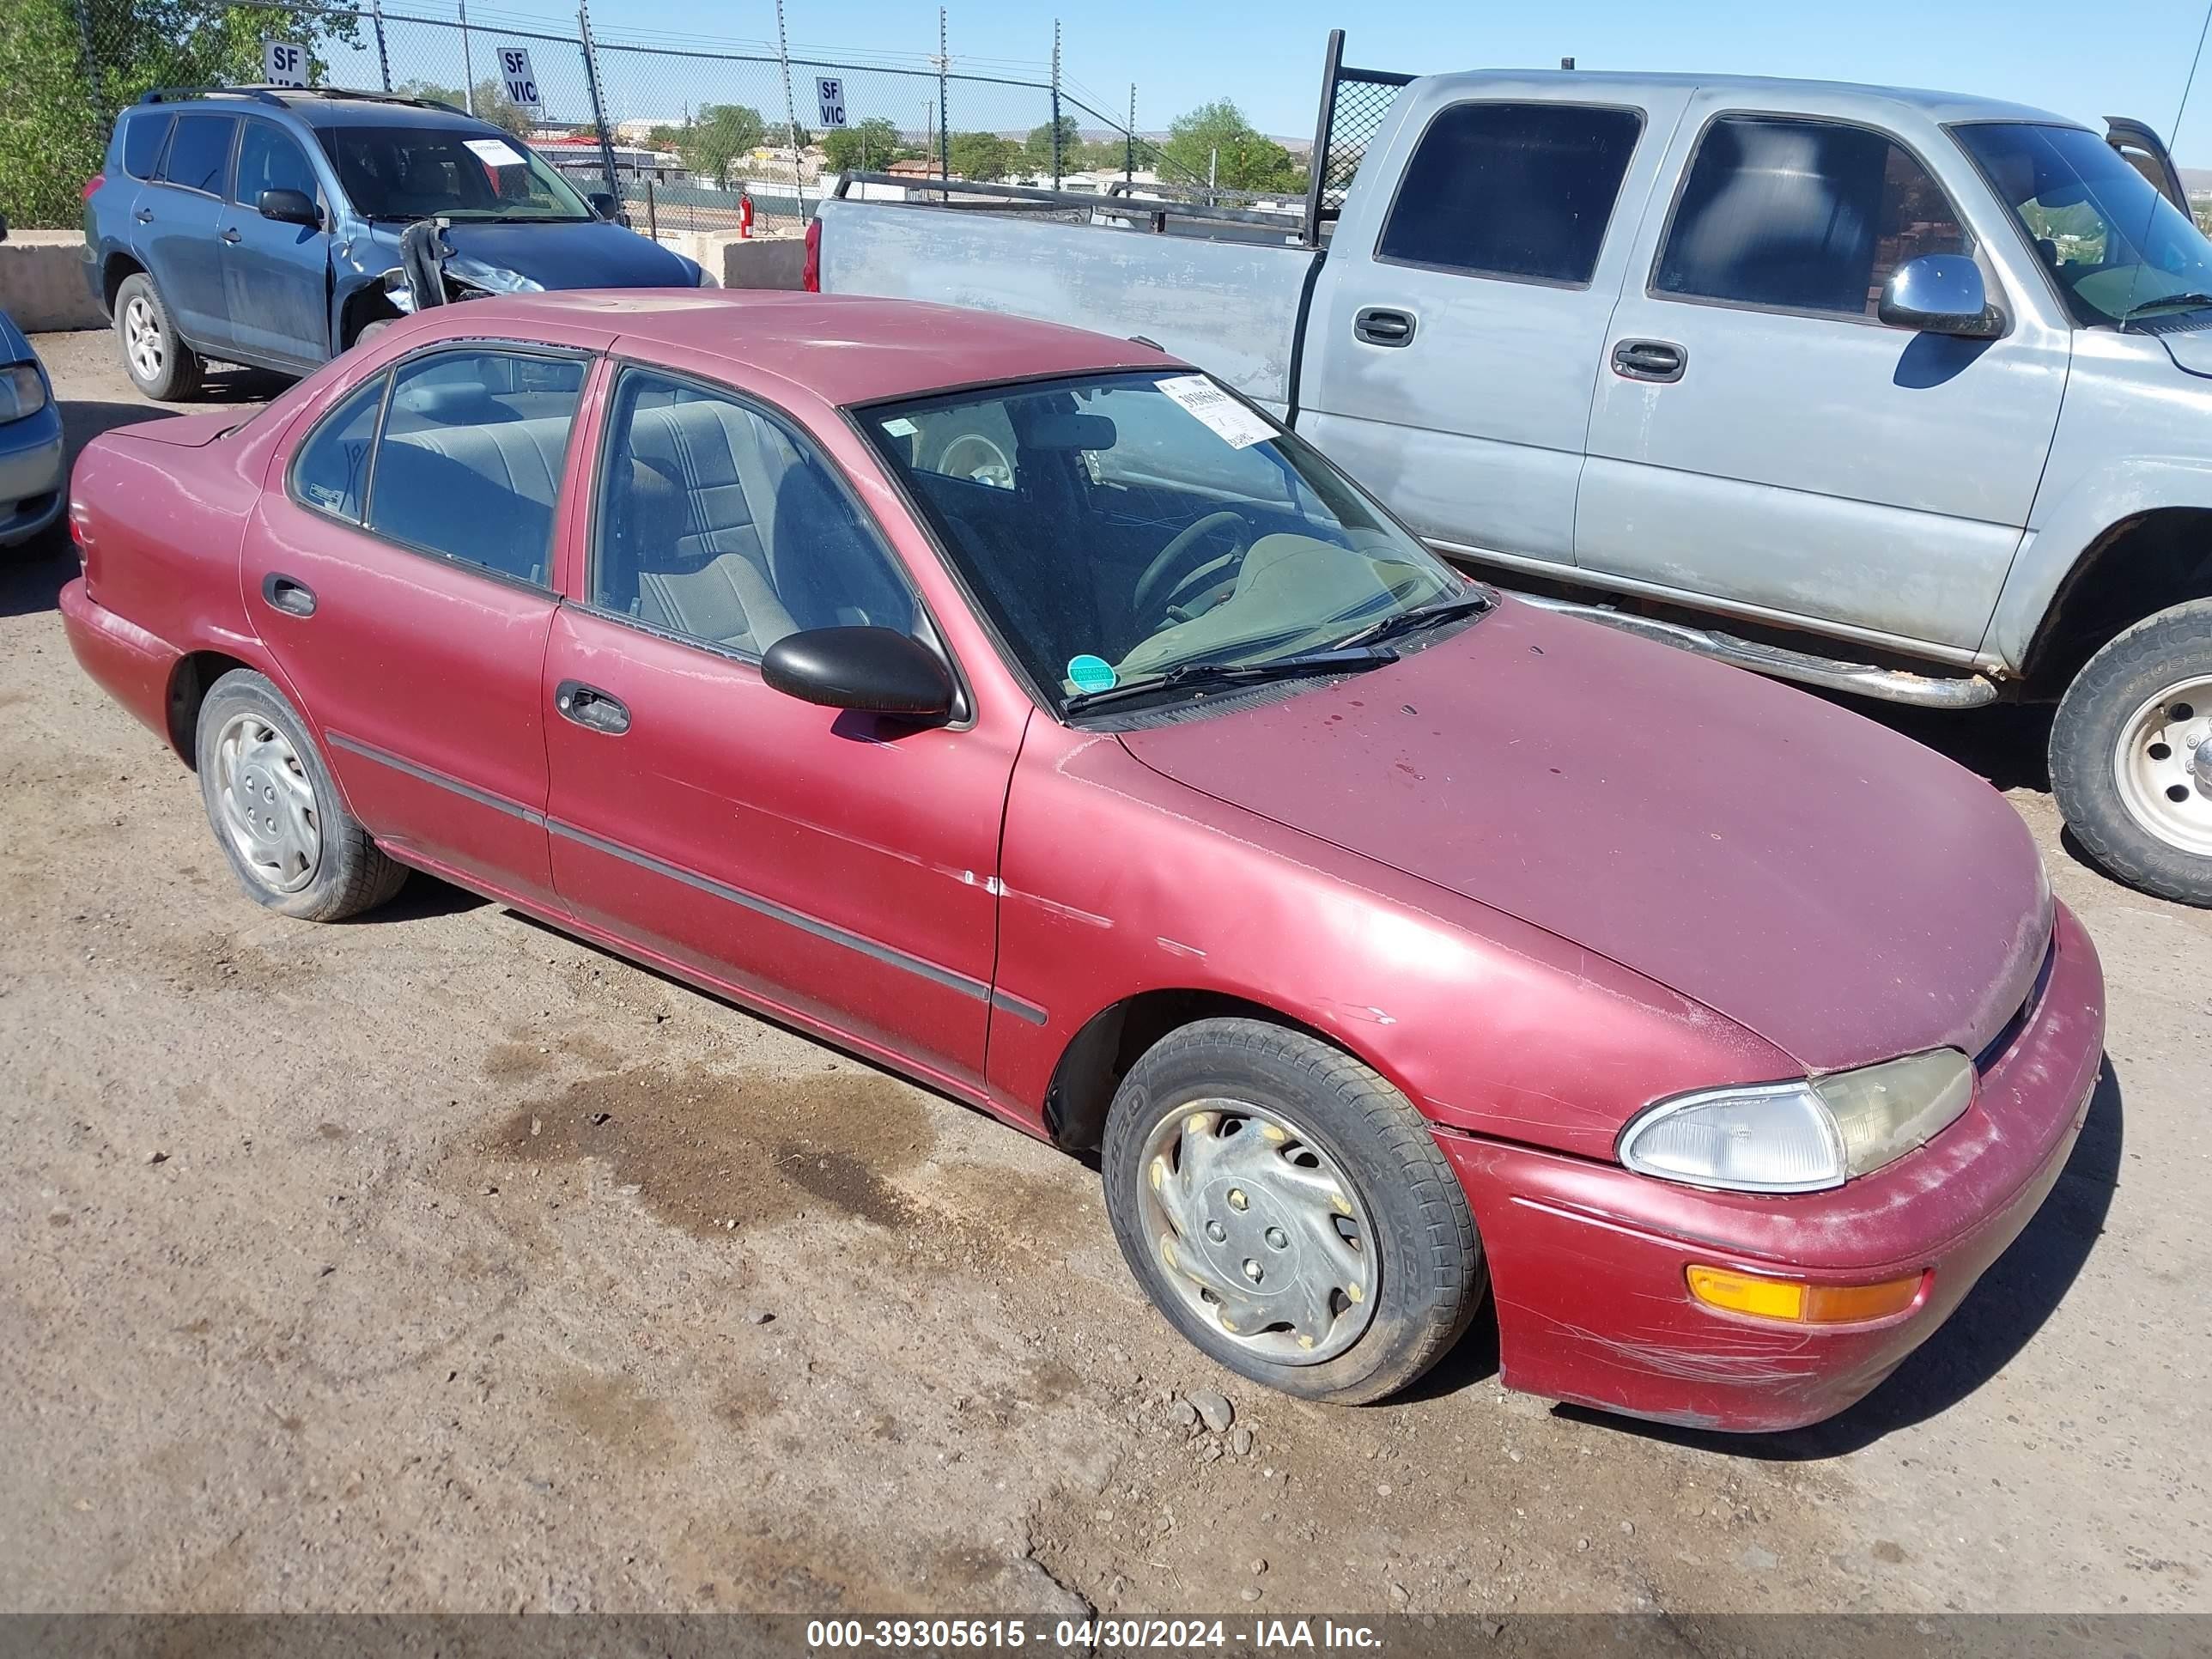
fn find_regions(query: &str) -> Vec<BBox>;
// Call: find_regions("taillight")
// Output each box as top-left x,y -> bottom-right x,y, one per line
803,216 -> 821,292
82,173 -> 104,201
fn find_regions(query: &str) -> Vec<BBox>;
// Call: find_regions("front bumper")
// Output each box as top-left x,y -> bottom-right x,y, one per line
0,403 -> 65,548
1441,901 -> 2104,1433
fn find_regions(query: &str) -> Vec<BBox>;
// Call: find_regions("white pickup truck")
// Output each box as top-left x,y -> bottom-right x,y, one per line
814,32 -> 2212,905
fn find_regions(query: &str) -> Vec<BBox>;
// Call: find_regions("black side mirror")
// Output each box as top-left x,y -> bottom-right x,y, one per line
586,190 -> 629,226
258,188 -> 321,228
1878,253 -> 2003,338
761,626 -> 956,720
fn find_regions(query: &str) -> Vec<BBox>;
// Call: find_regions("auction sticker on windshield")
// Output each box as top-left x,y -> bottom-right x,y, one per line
1158,374 -> 1275,450
464,137 -> 526,167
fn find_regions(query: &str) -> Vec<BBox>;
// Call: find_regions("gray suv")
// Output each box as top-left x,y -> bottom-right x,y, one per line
81,85 -> 704,398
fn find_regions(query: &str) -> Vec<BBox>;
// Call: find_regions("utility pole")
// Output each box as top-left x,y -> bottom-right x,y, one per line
1049,20 -> 1063,188
775,0 -> 805,220
459,0 -> 477,114
1125,83 -> 1134,184
369,0 -> 392,92
935,8 -> 950,180
577,0 -> 619,200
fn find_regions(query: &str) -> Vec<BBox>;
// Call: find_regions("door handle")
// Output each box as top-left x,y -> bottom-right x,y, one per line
260,572 -> 317,617
133,208 -> 154,223
554,679 -> 631,736
220,226 -> 241,244
1611,338 -> 1687,384
1353,306 -> 1417,348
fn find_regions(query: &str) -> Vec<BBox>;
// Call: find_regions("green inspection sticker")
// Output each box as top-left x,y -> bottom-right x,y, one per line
1067,654 -> 1117,693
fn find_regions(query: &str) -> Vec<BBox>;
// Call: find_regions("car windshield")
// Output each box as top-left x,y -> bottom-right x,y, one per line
860,371 -> 1464,709
1956,121 -> 2212,325
314,124 -> 592,222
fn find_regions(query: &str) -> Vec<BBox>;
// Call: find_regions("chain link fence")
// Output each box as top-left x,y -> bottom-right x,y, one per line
4,0 -> 1231,239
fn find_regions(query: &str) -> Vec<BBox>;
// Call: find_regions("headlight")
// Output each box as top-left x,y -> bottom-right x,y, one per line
1619,1049 -> 1974,1194
0,363 -> 47,423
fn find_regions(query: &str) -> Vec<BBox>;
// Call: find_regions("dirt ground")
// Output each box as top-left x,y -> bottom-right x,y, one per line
2,326 -> 2207,1619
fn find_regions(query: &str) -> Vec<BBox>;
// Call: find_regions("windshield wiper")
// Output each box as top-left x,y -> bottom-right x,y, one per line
2118,290 -> 2212,326
1334,590 -> 1495,650
1062,645 -> 1397,716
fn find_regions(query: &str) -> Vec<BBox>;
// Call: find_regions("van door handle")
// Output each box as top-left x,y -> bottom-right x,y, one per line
554,680 -> 630,736
261,573 -> 317,617
221,226 -> 242,244
133,208 -> 154,223
1353,307 -> 1417,348
1612,338 -> 1687,383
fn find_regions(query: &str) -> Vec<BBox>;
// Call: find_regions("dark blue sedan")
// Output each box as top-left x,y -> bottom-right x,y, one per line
82,85 -> 706,398
0,222 -> 64,550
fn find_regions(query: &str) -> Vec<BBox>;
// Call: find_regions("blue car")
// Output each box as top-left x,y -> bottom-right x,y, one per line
82,86 -> 705,398
0,220 -> 66,550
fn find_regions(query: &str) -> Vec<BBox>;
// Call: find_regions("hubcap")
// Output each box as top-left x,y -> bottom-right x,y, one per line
213,712 -> 321,893
1136,1100 -> 1378,1364
124,295 -> 164,383
2114,676 -> 2212,856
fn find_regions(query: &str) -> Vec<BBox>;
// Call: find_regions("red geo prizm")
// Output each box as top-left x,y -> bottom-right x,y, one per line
61,291 -> 2104,1431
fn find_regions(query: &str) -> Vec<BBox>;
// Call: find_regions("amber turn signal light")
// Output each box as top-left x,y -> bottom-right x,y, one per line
1686,1265 -> 1925,1325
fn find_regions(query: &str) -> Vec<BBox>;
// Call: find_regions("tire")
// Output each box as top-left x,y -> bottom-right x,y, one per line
2051,598 -> 2212,906
1101,1018 -> 1485,1404
113,272 -> 204,401
194,669 -> 408,921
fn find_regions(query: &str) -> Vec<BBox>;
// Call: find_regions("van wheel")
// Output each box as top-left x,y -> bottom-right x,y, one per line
1101,1018 -> 1485,1404
195,669 -> 409,921
2051,598 -> 2212,905
114,273 -> 204,401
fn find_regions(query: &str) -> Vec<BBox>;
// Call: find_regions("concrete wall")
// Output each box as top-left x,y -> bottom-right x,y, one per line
0,231 -> 105,333
653,228 -> 808,291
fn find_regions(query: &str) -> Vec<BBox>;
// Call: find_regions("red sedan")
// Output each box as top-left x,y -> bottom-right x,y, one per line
59,291 -> 2103,1430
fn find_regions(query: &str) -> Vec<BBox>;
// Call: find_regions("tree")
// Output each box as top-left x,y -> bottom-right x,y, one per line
947,130 -> 1016,182
678,101 -> 765,188
1159,99 -> 1304,193
1023,114 -> 1079,173
2,0 -> 359,228
394,77 -> 532,140
820,116 -> 903,174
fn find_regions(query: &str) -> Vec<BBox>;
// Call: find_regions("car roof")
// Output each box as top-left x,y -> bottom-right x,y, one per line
416,291 -> 1182,405
131,89 -> 490,131
1424,69 -> 2075,129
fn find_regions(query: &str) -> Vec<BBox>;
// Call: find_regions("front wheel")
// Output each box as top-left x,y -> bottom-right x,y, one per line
1101,1018 -> 1485,1404
2051,598 -> 2212,905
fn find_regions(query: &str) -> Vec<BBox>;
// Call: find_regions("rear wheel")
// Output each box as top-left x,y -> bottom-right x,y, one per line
1101,1018 -> 1485,1404
194,669 -> 407,921
113,272 -> 204,401
2051,599 -> 2212,906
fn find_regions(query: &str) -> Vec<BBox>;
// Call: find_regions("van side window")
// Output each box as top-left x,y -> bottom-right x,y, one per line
121,112 -> 173,181
1376,103 -> 1643,286
159,113 -> 238,198
234,123 -> 320,210
1655,116 -> 1970,319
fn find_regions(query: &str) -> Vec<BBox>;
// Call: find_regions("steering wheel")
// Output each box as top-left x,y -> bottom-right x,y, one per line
1131,511 -> 1251,629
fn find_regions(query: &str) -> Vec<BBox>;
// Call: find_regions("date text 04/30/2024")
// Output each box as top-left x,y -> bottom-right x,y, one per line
805,1620 -> 1384,1650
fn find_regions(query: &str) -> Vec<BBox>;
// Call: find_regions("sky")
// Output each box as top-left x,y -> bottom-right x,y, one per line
370,0 -> 2212,164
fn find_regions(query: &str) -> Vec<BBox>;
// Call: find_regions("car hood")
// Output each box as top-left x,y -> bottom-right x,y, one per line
1116,600 -> 2052,1073
362,218 -> 698,289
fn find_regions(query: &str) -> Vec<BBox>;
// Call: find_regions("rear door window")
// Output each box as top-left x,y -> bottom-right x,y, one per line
292,374 -> 388,523
1376,102 -> 1644,285
159,113 -> 238,197
120,112 -> 173,180
1654,115 -> 1970,318
366,349 -> 588,586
